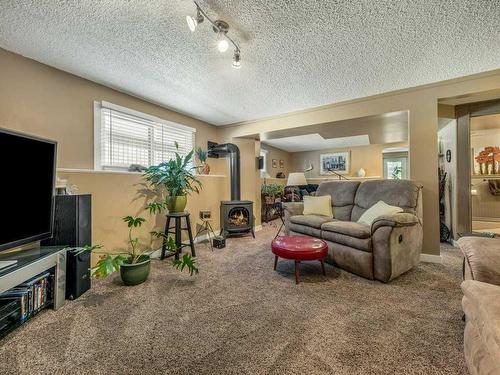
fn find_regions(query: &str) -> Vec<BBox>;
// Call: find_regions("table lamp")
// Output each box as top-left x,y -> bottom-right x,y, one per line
287,172 -> 307,202
261,171 -> 271,185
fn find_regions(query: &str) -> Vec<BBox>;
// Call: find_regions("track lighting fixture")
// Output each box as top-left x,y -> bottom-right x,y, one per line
232,50 -> 241,69
186,7 -> 203,32
186,1 -> 242,68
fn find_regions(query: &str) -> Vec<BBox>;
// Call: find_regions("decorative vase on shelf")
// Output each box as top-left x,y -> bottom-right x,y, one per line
195,147 -> 210,175
356,168 -> 366,177
200,162 -> 210,175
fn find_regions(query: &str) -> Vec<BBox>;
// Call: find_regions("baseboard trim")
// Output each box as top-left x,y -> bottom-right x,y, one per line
254,225 -> 263,232
420,253 -> 442,263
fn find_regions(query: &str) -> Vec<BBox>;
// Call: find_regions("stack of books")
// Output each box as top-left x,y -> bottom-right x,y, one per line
0,272 -> 53,324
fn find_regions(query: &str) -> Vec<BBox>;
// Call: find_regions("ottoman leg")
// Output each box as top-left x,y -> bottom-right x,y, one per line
274,255 -> 278,270
295,261 -> 300,284
320,258 -> 326,276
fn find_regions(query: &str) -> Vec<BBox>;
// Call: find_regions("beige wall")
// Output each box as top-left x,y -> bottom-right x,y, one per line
219,69 -> 500,256
0,48 -> 229,257
260,144 -> 293,178
57,172 -> 229,257
290,142 -> 407,179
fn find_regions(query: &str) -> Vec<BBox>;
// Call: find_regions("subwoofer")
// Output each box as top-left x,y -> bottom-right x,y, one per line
65,249 -> 91,300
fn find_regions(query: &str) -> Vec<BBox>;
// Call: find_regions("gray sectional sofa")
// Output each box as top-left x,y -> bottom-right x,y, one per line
284,179 -> 423,282
458,236 -> 500,375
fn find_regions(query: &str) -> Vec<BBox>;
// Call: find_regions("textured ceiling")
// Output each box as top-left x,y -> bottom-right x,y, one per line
0,1 -> 499,126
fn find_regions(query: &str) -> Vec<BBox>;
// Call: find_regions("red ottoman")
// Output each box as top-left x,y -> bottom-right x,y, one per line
271,235 -> 328,284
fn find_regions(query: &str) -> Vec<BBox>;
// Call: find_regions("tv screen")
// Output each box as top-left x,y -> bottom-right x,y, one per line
0,128 -> 57,251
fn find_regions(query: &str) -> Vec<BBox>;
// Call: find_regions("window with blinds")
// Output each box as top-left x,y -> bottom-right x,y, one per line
94,102 -> 195,171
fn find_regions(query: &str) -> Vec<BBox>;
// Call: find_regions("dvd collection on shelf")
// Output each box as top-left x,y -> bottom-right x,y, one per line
0,271 -> 54,337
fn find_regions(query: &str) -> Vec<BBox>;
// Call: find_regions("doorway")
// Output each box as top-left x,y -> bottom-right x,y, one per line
470,113 -> 500,234
455,99 -> 500,236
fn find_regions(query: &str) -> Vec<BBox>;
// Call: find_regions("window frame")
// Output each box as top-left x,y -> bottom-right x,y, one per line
93,101 -> 196,171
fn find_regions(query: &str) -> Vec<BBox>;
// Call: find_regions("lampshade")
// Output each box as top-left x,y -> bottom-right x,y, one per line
287,172 -> 307,186
260,171 -> 271,179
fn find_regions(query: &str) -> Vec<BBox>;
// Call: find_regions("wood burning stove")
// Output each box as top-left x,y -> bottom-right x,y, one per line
209,142 -> 255,238
220,200 -> 254,238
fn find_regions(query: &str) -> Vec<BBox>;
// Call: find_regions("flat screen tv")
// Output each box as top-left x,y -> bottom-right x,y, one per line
0,128 -> 57,252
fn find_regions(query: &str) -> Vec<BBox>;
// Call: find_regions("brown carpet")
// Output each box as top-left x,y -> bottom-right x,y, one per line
0,223 -> 467,374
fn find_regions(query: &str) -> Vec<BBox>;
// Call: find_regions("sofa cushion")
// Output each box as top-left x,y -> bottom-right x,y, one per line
315,181 -> 361,221
351,180 -> 422,222
321,221 -> 371,239
289,225 -> 322,238
303,195 -> 333,217
321,231 -> 372,252
290,214 -> 332,229
357,200 -> 403,226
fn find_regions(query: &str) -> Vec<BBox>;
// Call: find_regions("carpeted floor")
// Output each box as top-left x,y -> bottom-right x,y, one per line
0,222 -> 467,374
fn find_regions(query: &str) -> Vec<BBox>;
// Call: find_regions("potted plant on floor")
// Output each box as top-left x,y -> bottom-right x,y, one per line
88,215 -> 151,285
143,142 -> 202,213
84,213 -> 198,285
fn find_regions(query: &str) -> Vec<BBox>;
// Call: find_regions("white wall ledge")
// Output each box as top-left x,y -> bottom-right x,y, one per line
57,168 -> 226,177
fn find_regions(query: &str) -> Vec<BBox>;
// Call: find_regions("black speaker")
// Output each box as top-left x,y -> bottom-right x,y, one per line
42,194 -> 91,248
257,156 -> 264,170
42,194 -> 92,299
65,249 -> 91,300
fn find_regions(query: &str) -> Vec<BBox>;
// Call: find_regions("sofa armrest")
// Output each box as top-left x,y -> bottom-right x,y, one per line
371,212 -> 420,234
282,202 -> 304,217
282,202 -> 304,235
371,212 -> 423,282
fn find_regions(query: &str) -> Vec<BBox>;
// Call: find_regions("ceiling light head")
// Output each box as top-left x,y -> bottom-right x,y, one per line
186,15 -> 197,32
186,7 -> 204,32
213,20 -> 229,34
217,33 -> 229,53
232,50 -> 241,69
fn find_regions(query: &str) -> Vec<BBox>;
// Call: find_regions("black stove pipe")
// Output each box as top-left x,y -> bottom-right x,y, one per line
208,143 -> 241,201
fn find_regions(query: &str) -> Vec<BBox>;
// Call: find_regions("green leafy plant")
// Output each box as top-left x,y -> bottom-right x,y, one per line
80,143 -> 202,281
143,142 -> 202,197
91,253 -> 128,278
195,146 -> 208,163
261,183 -> 284,197
123,215 -> 147,264
150,230 -> 199,276
83,216 -> 152,278
173,253 -> 199,276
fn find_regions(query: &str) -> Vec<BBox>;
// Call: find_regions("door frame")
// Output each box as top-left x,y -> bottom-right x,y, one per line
455,99 -> 500,235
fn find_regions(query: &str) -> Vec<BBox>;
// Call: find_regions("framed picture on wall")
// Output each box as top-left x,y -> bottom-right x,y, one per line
272,159 -> 278,168
320,152 -> 350,175
279,159 -> 284,168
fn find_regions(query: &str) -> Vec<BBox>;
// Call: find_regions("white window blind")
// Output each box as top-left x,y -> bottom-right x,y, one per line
94,102 -> 195,170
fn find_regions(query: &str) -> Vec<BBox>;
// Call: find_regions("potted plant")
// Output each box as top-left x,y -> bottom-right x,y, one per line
83,214 -> 198,285
143,142 -> 202,213
195,146 -> 210,175
261,183 -> 284,204
87,215 -> 151,286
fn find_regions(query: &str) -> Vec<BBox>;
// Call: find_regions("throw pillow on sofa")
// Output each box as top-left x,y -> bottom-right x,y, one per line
357,200 -> 403,226
303,195 -> 333,217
